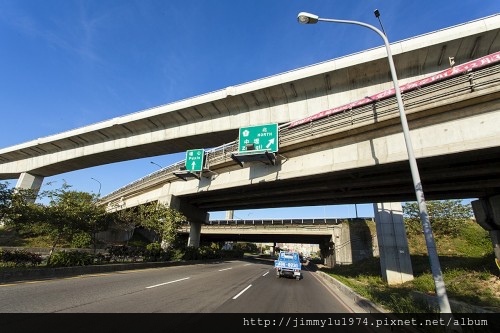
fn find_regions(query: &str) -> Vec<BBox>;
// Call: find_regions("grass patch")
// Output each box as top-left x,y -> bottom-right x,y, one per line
322,219 -> 500,313
1,226 -> 48,247
327,263 -> 436,313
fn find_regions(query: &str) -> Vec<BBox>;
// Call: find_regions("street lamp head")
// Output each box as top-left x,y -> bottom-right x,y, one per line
297,12 -> 319,24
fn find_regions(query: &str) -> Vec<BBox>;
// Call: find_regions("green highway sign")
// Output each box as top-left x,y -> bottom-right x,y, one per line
238,123 -> 279,153
185,149 -> 204,172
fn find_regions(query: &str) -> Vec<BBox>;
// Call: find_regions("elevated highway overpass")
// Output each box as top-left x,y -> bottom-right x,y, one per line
1,15 -> 499,186
2,15 -> 500,284
176,218 -> 376,266
181,218 -> 344,244
99,52 -> 500,212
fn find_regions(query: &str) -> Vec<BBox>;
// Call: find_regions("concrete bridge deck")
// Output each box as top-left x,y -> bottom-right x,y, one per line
1,15 -> 499,182
100,56 -> 500,210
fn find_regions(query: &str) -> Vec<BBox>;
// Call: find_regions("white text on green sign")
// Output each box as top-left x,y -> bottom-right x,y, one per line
239,123 -> 278,153
185,149 -> 204,171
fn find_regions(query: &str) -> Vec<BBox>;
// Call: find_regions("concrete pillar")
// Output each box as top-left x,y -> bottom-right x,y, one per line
334,219 -> 373,265
471,195 -> 500,264
334,224 -> 351,265
188,222 -> 202,248
15,172 -> 44,201
225,210 -> 234,220
324,236 -> 335,267
159,194 -> 208,248
318,236 -> 335,267
373,202 -> 414,285
490,231 -> 500,267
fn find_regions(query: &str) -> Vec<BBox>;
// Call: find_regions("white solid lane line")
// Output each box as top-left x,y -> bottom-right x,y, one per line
232,284 -> 252,300
145,277 -> 190,289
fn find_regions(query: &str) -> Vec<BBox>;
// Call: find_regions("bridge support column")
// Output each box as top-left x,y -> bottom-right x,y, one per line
373,202 -> 414,285
320,237 -> 335,267
334,219 -> 373,265
159,194 -> 208,248
471,195 -> 500,266
15,172 -> 44,201
187,222 -> 202,248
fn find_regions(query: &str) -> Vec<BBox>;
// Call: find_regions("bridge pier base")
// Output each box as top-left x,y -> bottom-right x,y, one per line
471,195 -> 500,266
373,202 -> 414,285
15,172 -> 44,201
159,194 -> 208,248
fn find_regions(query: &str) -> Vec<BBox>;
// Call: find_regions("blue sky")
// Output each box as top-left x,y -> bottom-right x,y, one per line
0,1 -> 498,220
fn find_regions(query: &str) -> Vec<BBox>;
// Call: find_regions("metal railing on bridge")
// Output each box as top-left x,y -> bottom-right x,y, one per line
177,217 -> 374,228
206,218 -> 373,226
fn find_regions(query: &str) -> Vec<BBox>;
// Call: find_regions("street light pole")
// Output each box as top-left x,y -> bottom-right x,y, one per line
297,12 -> 452,314
150,161 -> 163,169
90,177 -> 101,196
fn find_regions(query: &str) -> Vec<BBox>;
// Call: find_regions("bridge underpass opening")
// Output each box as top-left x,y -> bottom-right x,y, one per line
177,217 -> 380,269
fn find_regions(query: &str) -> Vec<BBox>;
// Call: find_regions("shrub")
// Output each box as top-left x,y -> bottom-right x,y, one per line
70,232 -> 92,248
177,245 -> 244,261
48,250 -> 94,267
182,246 -> 201,260
93,252 -> 111,264
169,248 -> 184,261
197,246 -> 220,259
0,249 -> 42,267
144,242 -> 168,262
232,242 -> 258,253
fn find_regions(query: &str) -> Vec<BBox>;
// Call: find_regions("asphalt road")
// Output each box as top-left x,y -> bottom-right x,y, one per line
0,259 -> 353,313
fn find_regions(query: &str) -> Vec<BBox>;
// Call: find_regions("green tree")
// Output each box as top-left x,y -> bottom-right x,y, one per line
403,199 -> 473,237
138,202 -> 186,247
0,182 -> 14,221
5,187 -> 44,235
39,183 -> 109,262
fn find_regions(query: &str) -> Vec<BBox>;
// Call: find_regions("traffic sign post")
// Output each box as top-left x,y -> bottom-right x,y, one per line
185,149 -> 204,172
238,123 -> 278,153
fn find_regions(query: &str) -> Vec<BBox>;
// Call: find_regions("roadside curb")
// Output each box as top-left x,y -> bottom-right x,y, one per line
315,270 -> 426,333
316,270 -> 388,313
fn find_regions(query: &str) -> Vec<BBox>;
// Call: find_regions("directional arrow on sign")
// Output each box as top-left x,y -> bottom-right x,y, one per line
185,149 -> 204,172
238,123 -> 278,153
266,138 -> 275,149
